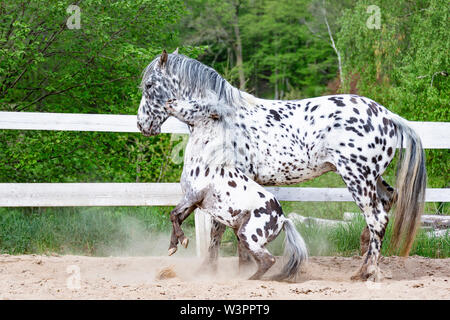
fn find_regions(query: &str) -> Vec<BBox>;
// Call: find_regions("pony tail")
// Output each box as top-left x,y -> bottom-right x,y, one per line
271,218 -> 308,281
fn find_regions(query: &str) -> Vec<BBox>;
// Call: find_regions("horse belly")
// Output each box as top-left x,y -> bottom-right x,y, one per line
254,160 -> 335,185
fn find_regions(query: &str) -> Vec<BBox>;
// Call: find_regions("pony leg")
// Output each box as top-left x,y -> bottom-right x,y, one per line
360,177 -> 395,255
168,207 -> 195,255
168,207 -> 191,255
168,198 -> 198,255
246,247 -> 276,280
233,228 -> 253,273
236,218 -> 276,280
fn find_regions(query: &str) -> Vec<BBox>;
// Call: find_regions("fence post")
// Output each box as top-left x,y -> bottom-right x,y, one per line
194,208 -> 212,257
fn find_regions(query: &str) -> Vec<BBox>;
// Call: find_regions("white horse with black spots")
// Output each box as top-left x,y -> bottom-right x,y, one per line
137,50 -> 426,281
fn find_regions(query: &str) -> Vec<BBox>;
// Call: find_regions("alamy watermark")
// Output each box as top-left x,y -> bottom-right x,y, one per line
366,5 -> 381,29
66,4 -> 81,30
170,134 -> 189,165
66,264 -> 81,290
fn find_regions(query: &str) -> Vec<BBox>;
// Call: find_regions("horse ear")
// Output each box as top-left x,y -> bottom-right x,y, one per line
159,49 -> 168,68
172,47 -> 179,55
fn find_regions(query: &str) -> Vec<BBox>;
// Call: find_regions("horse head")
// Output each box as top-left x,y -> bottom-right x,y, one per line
137,49 -> 179,136
137,49 -> 244,136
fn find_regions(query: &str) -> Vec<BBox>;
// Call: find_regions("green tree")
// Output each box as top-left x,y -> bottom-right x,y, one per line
239,0 -> 339,99
180,0 -> 249,89
181,0 -> 342,99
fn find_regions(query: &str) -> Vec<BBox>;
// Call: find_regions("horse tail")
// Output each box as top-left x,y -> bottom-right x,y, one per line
272,218 -> 308,281
389,115 -> 427,256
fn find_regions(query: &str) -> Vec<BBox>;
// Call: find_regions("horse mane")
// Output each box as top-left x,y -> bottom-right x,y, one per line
141,53 -> 246,107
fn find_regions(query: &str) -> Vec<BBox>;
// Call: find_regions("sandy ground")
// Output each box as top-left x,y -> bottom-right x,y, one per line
0,254 -> 448,300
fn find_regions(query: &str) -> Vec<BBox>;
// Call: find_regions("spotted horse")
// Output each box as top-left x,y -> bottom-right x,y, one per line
137,50 -> 427,282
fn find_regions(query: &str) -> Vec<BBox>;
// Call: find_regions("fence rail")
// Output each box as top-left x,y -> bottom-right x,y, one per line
0,183 -> 448,207
0,112 -> 189,134
0,111 -> 449,148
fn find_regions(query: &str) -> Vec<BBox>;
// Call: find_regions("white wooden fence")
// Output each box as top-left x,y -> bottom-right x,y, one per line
1,111 -> 449,256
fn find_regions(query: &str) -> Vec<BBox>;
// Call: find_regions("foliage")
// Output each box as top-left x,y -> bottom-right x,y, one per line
181,0 -> 342,98
239,0 -> 339,98
0,0 -> 190,183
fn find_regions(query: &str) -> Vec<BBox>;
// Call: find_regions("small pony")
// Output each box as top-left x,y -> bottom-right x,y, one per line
165,98 -> 308,280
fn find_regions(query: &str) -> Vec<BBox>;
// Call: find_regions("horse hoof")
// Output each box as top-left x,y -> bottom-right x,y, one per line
270,273 -> 289,282
181,237 -> 189,248
168,247 -> 177,256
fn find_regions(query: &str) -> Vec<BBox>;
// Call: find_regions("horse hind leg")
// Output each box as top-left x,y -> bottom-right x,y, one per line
377,176 -> 396,212
352,201 -> 389,282
246,246 -> 276,281
335,164 -> 389,281
236,215 -> 279,280
360,176 -> 396,255
354,191 -> 389,282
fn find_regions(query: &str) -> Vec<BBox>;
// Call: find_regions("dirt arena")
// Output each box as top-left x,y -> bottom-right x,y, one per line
0,254 -> 448,300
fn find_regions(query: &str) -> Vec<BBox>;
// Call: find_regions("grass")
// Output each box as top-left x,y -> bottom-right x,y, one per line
328,214 -> 450,258
1,206 -> 447,258
0,206 -> 195,256
221,214 -> 449,258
